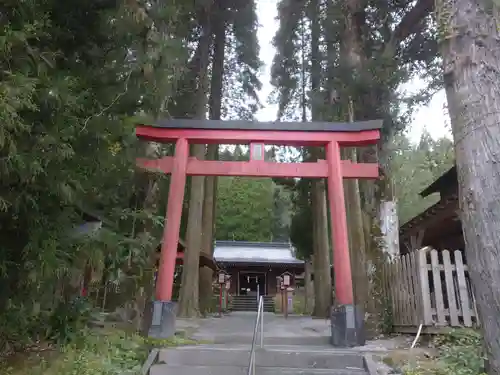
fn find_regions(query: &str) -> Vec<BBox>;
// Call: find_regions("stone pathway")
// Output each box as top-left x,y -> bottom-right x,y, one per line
170,312 -> 421,374
176,312 -> 411,353
190,313 -> 329,342
152,313 -> 370,375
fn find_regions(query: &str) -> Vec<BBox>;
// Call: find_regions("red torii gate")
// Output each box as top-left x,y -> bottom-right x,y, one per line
136,119 -> 381,345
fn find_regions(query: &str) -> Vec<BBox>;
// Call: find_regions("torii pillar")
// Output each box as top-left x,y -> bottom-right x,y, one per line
136,118 -> 382,346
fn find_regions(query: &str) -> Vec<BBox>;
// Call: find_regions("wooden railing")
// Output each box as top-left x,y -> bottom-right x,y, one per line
383,247 -> 480,331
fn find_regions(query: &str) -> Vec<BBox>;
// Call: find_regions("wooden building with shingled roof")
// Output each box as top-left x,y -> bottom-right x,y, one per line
399,165 -> 465,256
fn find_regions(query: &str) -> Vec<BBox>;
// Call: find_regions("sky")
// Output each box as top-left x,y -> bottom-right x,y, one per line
254,0 -> 452,143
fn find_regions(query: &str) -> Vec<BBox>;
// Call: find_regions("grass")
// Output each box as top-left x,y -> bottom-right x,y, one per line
382,329 -> 487,375
1,327 -> 199,375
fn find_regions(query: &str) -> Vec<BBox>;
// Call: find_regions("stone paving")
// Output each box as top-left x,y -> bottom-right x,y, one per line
166,312 -> 419,374
176,312 -> 411,352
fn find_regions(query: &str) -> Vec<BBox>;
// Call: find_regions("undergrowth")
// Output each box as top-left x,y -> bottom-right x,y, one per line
403,329 -> 486,375
1,327 -> 197,375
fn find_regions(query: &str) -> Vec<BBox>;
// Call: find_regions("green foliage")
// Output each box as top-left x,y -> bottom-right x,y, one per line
48,297 -> 93,345
400,329 -> 486,375
270,0 -> 440,132
222,1 -> 263,120
2,328 -> 199,375
433,329 -> 486,375
269,0 -> 443,270
0,0 -> 194,351
1,0 -> 265,349
216,177 -> 274,241
216,146 -> 292,242
271,186 -> 292,241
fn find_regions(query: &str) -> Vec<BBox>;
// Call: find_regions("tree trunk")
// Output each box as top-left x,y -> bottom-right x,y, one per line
304,259 -> 314,314
358,139 -> 397,334
438,1 -> 500,371
309,0 -> 332,318
199,3 -> 225,315
340,0 -> 396,332
177,5 -> 212,318
343,149 -> 368,308
198,145 -> 218,315
311,176 -> 332,317
341,0 -> 368,313
134,143 -> 162,333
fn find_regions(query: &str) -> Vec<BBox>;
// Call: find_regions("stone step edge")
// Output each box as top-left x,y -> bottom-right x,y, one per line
150,364 -> 367,374
158,346 -> 369,357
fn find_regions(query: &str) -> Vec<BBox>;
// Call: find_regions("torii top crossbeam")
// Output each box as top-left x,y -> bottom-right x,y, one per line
135,118 -> 382,310
136,119 -> 381,146
136,119 -> 382,180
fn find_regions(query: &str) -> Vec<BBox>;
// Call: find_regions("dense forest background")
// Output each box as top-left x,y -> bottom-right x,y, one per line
0,0 -> 463,359
3,0 -> 500,371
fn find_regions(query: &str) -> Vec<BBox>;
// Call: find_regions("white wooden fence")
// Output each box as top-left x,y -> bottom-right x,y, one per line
383,247 -> 480,331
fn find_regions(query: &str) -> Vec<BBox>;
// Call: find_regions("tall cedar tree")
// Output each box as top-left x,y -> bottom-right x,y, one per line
177,4 -> 213,318
271,0 -> 440,327
437,0 -> 500,371
199,0 -> 226,316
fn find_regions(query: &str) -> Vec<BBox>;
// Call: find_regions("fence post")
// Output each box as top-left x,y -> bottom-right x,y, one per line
442,250 -> 459,326
418,248 -> 432,325
410,251 -> 423,326
455,250 -> 472,327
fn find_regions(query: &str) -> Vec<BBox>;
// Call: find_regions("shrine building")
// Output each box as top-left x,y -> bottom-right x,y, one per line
214,241 -> 304,311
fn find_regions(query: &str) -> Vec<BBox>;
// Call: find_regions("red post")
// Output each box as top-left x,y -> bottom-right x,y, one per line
225,287 -> 228,313
281,289 -> 284,314
219,284 -> 223,316
284,290 -> 288,319
326,141 -> 354,306
156,138 -> 189,301
224,280 -> 230,313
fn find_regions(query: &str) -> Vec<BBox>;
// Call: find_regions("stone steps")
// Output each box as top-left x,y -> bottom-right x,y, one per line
150,364 -> 367,375
149,345 -> 368,375
206,334 -> 331,346
231,295 -> 274,312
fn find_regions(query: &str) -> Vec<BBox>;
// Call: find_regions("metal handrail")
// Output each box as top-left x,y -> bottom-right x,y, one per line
247,295 -> 264,375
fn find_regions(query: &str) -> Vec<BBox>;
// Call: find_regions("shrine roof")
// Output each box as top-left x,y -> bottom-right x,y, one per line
213,241 -> 304,265
399,193 -> 459,237
420,166 -> 457,198
144,119 -> 383,133
400,165 -> 459,236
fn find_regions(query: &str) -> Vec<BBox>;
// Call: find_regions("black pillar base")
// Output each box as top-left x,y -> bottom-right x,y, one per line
330,304 -> 365,347
147,300 -> 176,339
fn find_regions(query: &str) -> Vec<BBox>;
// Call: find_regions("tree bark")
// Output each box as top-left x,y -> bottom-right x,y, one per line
198,146 -> 218,315
134,143 -> 162,334
343,148 -> 368,308
199,3 -> 225,315
304,259 -> 314,314
438,0 -> 500,371
309,0 -> 332,318
311,176 -> 332,317
177,5 -> 212,318
340,0 -> 370,328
